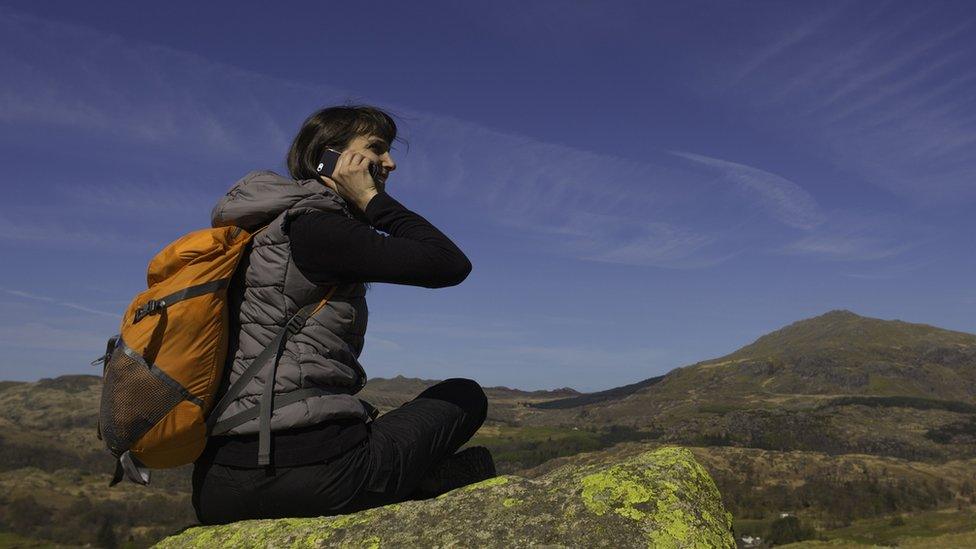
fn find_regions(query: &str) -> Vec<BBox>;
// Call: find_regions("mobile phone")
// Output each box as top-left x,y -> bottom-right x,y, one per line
316,148 -> 380,181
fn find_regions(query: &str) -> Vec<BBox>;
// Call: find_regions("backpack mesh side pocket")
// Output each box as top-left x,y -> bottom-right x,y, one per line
99,341 -> 186,456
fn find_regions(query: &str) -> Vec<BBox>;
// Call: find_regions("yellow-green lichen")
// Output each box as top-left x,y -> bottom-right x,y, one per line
154,514 -> 379,549
640,447 -> 734,548
155,445 -> 735,549
580,463 -> 652,520
462,475 -> 509,492
183,527 -> 216,547
579,447 -> 733,547
327,512 -> 372,531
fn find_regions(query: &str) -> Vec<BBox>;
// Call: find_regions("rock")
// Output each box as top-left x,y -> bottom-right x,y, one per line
155,446 -> 734,548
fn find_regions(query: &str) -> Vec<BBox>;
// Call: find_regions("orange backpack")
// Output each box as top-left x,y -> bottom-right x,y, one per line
95,226 -> 253,484
97,224 -> 339,485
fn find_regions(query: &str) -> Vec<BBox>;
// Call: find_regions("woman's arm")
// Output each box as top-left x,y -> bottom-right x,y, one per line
289,192 -> 472,288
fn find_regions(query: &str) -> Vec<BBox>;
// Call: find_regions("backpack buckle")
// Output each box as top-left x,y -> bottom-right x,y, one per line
133,299 -> 166,323
91,335 -> 121,367
285,315 -> 306,335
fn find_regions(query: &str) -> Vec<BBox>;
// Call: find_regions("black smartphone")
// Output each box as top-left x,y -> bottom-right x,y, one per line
316,148 -> 380,181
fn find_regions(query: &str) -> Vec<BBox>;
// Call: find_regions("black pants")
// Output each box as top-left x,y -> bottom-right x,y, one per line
192,378 -> 488,525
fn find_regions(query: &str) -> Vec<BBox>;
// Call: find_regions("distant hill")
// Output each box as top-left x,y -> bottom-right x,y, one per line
528,310 -> 976,413
529,375 -> 665,409
356,374 -> 581,424
360,374 -> 579,403
660,309 -> 976,402
520,310 -> 976,463
707,309 -> 976,397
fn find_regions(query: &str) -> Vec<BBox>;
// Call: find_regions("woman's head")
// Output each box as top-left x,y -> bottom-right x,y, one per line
286,105 -> 402,182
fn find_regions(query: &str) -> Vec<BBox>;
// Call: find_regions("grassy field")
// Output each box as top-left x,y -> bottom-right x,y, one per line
0,531 -> 75,548
821,507 -> 976,546
465,424 -> 656,473
781,507 -> 976,547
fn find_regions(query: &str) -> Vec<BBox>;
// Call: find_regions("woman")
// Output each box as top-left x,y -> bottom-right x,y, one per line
192,105 -> 496,525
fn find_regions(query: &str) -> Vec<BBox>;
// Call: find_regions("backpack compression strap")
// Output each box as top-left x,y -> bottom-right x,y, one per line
132,278 -> 232,323
207,287 -> 338,466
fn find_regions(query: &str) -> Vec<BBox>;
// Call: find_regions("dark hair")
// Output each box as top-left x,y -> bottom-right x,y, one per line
286,105 -> 402,181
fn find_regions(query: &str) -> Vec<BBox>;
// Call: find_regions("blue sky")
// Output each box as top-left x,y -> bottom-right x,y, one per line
1,1 -> 973,391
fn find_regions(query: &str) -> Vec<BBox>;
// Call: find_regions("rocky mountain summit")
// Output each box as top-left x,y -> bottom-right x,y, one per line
156,446 -> 734,548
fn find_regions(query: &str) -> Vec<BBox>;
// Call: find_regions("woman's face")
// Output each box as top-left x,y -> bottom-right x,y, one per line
342,134 -> 396,194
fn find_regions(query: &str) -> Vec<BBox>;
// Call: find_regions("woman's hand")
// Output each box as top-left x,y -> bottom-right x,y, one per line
321,149 -> 381,212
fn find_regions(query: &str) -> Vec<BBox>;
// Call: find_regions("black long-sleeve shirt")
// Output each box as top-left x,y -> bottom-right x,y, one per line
203,191 -> 470,467
290,191 -> 471,287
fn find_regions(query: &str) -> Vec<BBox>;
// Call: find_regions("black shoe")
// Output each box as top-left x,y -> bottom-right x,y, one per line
412,446 -> 497,499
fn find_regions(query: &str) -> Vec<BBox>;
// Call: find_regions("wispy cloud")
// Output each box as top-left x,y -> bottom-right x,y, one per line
6,4 -> 916,274
754,7 -> 938,106
0,213 -> 160,252
783,234 -> 910,261
720,4 -> 976,205
0,300 -> 117,360
7,6 -> 695,268
0,321 -> 109,353
1,287 -> 120,318
778,209 -> 922,261
0,7 -> 300,160
392,116 -> 741,268
733,6 -> 843,83
814,20 -> 973,113
501,211 -> 730,269
671,151 -> 824,230
821,46 -> 972,126
53,177 -> 220,219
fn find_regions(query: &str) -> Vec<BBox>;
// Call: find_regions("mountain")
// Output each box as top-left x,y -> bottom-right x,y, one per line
699,309 -> 976,399
534,310 -> 976,411
519,310 -> 976,463
522,309 -> 976,417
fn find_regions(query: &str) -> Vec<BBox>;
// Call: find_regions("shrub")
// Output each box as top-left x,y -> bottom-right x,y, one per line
767,515 -> 815,545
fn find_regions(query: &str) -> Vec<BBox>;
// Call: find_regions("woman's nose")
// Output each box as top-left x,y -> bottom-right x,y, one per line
382,153 -> 396,172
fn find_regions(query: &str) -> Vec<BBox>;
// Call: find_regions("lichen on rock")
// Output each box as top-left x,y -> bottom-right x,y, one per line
155,446 -> 734,548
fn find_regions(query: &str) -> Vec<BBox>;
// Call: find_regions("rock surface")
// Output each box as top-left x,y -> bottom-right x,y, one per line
156,446 -> 734,548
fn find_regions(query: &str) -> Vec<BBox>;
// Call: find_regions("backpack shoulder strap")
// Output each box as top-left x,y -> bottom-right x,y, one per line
206,286 -> 338,466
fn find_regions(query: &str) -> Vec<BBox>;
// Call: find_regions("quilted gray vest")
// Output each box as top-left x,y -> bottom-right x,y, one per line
209,170 -> 372,440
